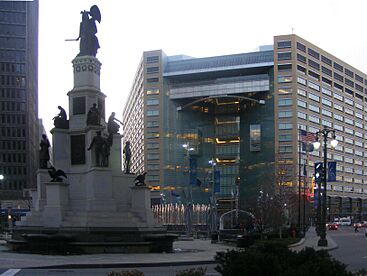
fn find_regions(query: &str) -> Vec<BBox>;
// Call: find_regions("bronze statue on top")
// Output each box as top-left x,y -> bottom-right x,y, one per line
123,141 -> 132,174
76,5 -> 101,57
107,112 -> 123,135
53,106 -> 69,129
39,134 -> 50,169
87,131 -> 110,167
86,103 -> 101,126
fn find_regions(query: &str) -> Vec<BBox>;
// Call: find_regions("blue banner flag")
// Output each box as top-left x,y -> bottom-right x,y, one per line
214,170 -> 220,193
328,161 -> 336,182
189,157 -> 197,185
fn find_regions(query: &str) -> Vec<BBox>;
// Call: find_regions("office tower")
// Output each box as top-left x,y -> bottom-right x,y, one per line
0,0 -> 39,201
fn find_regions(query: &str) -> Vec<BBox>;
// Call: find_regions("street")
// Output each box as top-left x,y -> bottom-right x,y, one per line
328,226 -> 367,272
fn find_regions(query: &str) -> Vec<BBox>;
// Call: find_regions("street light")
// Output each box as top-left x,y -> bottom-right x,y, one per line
313,127 -> 338,247
208,159 -> 218,235
182,143 -> 194,236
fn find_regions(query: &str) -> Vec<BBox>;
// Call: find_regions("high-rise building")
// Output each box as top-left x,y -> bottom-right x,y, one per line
123,34 -> 367,219
0,0 -> 39,200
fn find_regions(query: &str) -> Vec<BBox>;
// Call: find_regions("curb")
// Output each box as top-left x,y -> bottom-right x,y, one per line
27,260 -> 218,269
288,238 -> 305,248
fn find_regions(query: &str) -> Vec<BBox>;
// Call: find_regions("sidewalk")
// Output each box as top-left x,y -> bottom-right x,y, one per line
289,226 -> 338,252
0,227 -> 338,269
0,238 -> 234,269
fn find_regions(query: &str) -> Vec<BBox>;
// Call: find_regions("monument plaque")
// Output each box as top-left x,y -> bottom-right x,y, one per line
71,134 -> 85,164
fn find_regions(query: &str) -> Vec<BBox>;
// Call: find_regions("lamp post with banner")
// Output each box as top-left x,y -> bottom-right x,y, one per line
313,127 -> 338,247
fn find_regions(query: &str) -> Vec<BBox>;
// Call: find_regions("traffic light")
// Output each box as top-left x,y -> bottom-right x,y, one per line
314,162 -> 323,185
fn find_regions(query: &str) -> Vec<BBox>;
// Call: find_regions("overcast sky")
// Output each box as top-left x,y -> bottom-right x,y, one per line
38,0 -> 367,134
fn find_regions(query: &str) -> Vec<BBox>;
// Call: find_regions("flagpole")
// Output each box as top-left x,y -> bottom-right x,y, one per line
303,153 -> 308,234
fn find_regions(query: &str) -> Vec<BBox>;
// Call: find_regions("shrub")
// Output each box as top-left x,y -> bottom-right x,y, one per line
215,243 -> 355,276
176,267 -> 207,276
107,269 -> 144,276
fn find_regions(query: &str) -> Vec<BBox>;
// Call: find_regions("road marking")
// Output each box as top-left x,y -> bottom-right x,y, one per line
0,269 -> 21,276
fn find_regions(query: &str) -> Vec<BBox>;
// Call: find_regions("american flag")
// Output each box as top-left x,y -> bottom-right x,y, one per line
299,130 -> 316,142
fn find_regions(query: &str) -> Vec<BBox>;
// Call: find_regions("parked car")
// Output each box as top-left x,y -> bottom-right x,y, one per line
353,221 -> 367,228
339,217 -> 352,226
328,222 -> 339,230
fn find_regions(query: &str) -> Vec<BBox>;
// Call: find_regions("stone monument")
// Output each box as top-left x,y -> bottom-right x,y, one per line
8,5 -> 175,254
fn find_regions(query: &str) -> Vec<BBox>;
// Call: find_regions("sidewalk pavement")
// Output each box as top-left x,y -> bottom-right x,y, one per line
0,227 -> 337,269
289,226 -> 338,252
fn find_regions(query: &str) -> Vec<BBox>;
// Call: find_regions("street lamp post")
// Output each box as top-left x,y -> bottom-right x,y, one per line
313,127 -> 338,247
208,159 -> 217,235
183,143 -> 194,236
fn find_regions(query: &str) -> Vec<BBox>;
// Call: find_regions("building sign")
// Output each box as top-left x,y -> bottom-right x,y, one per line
249,124 -> 261,152
327,161 -> 336,182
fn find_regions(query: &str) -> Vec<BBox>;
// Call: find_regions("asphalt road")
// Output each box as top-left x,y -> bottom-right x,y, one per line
328,225 -> 367,272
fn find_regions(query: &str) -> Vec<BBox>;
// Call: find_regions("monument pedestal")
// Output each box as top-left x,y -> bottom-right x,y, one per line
8,53 -> 176,254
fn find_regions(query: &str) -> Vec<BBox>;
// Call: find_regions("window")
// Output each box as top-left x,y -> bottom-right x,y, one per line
322,66 -> 332,76
345,68 -> 354,78
355,121 -> 363,129
308,81 -> 320,91
355,74 -> 364,83
334,72 -> 343,82
345,108 -> 353,115
297,42 -> 306,52
278,64 -> 292,72
147,153 -> 159,160
321,98 -> 332,107
333,114 -> 343,121
297,76 -> 307,85
278,98 -> 292,106
345,118 -> 354,125
277,52 -> 292,61
334,83 -> 343,92
309,104 -> 320,113
334,124 -> 343,131
334,93 -> 343,101
355,84 -> 363,92
279,123 -> 293,130
322,77 -> 332,86
277,41 -> 291,49
279,110 -> 293,118
345,78 -> 354,88
297,53 -> 306,64
146,88 -> 159,95
147,164 -> 160,170
279,134 -> 293,142
146,98 -> 159,105
321,55 -> 332,66
278,76 -> 292,83
309,115 -> 320,124
147,142 -> 159,149
147,121 -> 159,128
297,99 -> 307,108
146,67 -> 159,74
321,87 -> 332,96
279,87 -> 292,94
146,56 -> 159,63
147,77 -> 159,83
146,131 -> 159,138
309,93 -> 320,102
345,127 -> 354,135
308,48 -> 320,59
333,62 -> 343,72
321,109 -> 332,117
308,60 -> 320,70
322,120 -> 332,127
297,88 -> 306,96
355,102 -> 363,110
297,65 -> 306,74
279,146 -> 292,153
308,70 -> 320,80
355,131 -> 363,138
344,98 -> 353,106
147,110 -> 159,116
345,147 -> 353,154
297,111 -> 307,120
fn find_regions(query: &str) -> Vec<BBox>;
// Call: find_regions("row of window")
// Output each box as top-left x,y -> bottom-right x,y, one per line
0,62 -> 25,74
0,75 -> 26,87
0,88 -> 26,99
291,40 -> 366,85
0,152 -> 26,163
0,101 -> 26,112
0,180 -> 26,191
0,139 -> 26,150
0,114 -> 26,124
0,165 -> 26,175
0,127 -> 26,137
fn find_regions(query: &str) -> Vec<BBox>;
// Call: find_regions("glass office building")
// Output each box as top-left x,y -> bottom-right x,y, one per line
0,1 -> 39,200
123,35 -> 367,219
